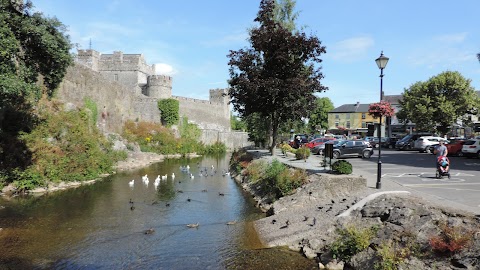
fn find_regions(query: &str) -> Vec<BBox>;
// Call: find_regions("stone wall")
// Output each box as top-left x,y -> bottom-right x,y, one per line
175,96 -> 231,132
56,64 -> 136,134
200,129 -> 252,149
56,63 -> 250,149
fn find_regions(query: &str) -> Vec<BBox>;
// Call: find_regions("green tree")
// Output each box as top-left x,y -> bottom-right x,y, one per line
308,97 -> 334,134
397,71 -> 479,135
157,98 -> 179,127
0,0 -> 73,178
273,0 -> 299,32
227,0 -> 327,154
230,113 -> 246,131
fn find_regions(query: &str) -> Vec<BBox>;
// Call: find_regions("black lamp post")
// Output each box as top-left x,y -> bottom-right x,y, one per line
375,51 -> 389,189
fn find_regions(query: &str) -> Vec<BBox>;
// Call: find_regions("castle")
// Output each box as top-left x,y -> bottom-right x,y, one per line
56,50 -> 249,149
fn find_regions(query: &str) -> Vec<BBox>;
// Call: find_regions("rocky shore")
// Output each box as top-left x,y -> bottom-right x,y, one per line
234,151 -> 480,270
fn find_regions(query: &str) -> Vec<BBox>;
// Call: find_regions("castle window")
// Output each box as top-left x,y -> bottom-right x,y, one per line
346,121 -> 350,129
335,114 -> 339,119
114,74 -> 118,81
362,122 -> 366,128
362,113 -> 366,119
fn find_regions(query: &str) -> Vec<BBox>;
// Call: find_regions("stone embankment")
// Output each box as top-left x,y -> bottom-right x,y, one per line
234,150 -> 480,270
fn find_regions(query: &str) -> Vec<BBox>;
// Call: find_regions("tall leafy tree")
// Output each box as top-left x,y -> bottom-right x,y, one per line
227,0 -> 327,154
0,0 -> 73,174
273,0 -> 299,32
397,71 -> 479,135
308,97 -> 334,134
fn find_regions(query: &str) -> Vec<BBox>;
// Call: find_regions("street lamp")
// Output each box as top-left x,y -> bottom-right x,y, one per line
375,51 -> 389,189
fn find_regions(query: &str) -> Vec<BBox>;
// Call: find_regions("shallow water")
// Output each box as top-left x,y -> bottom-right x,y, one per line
0,155 -> 317,269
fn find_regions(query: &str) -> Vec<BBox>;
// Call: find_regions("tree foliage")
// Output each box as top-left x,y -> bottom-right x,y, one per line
227,0 -> 327,153
397,71 -> 479,134
0,0 -> 73,106
157,98 -> 179,127
308,97 -> 334,133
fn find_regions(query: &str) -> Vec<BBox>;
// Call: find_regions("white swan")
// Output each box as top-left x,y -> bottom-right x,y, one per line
154,178 -> 160,188
155,175 -> 161,182
171,173 -> 175,179
128,179 -> 134,187
190,173 -> 194,179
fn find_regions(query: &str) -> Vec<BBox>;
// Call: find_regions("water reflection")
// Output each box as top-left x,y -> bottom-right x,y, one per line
0,155 -> 317,269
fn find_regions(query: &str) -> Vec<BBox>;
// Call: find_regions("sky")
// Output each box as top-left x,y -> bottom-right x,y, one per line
32,0 -> 480,108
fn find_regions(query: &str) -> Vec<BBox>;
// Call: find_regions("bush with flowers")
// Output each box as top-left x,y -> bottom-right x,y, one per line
368,101 -> 395,118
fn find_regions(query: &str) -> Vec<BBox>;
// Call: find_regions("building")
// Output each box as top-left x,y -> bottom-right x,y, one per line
327,102 -> 381,136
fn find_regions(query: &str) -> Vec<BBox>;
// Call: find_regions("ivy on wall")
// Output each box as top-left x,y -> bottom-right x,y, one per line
157,98 -> 179,127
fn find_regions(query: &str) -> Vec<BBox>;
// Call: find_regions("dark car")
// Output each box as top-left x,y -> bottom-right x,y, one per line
395,133 -> 436,150
330,140 -> 373,159
313,139 -> 344,155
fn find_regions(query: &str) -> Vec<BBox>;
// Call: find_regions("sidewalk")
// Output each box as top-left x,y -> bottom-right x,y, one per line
256,148 -> 480,215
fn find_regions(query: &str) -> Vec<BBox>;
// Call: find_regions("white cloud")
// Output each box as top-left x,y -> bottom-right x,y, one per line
154,63 -> 177,76
329,36 -> 374,62
434,32 -> 468,43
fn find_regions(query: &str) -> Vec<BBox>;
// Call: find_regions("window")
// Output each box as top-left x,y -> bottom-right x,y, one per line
335,122 -> 339,127
335,114 -> 339,119
346,113 -> 350,119
114,74 -> 118,81
362,113 -> 366,119
346,121 -> 350,129
362,122 -> 366,128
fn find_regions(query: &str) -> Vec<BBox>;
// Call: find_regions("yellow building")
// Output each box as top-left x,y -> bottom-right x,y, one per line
328,102 -> 381,136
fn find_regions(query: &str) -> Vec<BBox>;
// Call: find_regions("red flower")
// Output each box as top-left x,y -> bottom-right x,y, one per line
368,101 -> 395,118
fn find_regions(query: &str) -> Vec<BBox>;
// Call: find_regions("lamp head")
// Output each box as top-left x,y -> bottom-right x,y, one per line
375,51 -> 389,69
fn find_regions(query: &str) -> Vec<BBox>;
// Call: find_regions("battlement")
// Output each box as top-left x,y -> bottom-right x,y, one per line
148,75 -> 172,86
209,88 -> 229,104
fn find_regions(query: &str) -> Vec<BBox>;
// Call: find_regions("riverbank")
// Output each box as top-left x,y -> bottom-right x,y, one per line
0,150 -> 201,197
235,149 -> 480,270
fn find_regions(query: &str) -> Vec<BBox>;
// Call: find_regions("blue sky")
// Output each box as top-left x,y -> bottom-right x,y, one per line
33,0 -> 480,108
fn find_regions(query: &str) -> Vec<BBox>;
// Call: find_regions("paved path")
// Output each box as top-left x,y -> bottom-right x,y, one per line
257,148 -> 480,215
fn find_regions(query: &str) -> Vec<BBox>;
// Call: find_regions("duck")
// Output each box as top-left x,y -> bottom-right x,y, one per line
144,228 -> 155,234
218,192 -> 225,196
190,173 -> 194,179
226,220 -> 237,225
186,223 -> 199,228
128,180 -> 135,187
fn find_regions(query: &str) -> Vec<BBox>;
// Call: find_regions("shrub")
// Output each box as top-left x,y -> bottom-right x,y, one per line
330,225 -> 378,262
295,146 -> 310,160
157,98 -> 179,127
332,160 -> 352,174
245,159 -> 268,183
280,142 -> 294,155
428,221 -> 472,255
375,238 -> 418,270
275,168 -> 308,196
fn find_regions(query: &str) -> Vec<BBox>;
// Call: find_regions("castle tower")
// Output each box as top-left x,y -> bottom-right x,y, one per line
147,75 -> 172,99
209,88 -> 230,119
77,49 -> 100,71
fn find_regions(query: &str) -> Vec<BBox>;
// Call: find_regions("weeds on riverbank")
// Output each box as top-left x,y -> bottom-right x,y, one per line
122,120 -> 226,156
330,225 -> 379,262
230,149 -> 308,198
0,98 -> 126,192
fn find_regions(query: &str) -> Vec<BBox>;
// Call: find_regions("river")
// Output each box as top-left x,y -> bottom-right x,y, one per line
0,154 -> 317,269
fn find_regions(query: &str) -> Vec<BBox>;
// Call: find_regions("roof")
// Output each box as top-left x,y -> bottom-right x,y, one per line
330,103 -> 370,113
383,94 -> 403,104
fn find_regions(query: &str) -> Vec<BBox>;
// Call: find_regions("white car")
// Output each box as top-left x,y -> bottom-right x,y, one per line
461,139 -> 480,158
413,136 -> 448,153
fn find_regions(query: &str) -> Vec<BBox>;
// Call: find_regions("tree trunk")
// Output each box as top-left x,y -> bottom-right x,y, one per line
269,121 -> 279,155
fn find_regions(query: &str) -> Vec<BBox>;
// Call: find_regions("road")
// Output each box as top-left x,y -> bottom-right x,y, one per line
314,149 -> 480,214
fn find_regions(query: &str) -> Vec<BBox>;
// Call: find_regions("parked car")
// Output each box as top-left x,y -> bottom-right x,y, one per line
313,139 -> 345,155
395,133 -> 437,150
446,140 -> 466,156
414,136 -> 447,153
330,140 -> 373,159
381,137 -> 399,149
369,137 -> 388,148
461,139 -> 480,158
304,137 -> 334,149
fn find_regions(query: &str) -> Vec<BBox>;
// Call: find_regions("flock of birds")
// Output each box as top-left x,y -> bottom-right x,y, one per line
128,164 -> 230,189
128,163 -> 234,233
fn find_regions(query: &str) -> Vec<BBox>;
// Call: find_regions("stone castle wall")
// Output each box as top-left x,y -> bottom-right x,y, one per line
56,58 -> 251,149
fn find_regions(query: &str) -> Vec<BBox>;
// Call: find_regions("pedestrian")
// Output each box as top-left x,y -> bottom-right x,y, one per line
434,140 -> 448,169
296,135 -> 302,148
